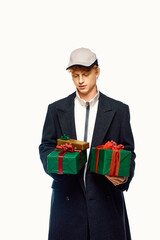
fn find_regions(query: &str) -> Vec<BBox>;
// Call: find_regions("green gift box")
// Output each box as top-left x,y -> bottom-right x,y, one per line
47,149 -> 87,174
90,147 -> 131,177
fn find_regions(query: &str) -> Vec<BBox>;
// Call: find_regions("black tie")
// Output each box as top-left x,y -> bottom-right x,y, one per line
84,102 -> 90,142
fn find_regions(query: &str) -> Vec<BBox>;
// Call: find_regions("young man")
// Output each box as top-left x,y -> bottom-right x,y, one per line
39,48 -> 136,240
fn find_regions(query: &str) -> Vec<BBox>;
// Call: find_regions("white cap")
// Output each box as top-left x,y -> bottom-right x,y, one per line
66,47 -> 98,70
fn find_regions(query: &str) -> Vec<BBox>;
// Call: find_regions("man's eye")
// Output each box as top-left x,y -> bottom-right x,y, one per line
84,73 -> 89,77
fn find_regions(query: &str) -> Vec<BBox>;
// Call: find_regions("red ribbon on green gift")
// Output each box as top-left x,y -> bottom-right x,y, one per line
95,140 -> 124,176
55,142 -> 83,174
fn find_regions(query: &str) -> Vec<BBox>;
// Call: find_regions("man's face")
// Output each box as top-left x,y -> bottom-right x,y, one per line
71,68 -> 100,96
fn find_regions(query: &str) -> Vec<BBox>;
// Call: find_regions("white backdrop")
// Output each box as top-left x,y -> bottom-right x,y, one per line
0,0 -> 160,239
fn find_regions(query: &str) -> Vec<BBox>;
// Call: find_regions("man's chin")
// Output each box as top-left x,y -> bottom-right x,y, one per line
78,88 -> 88,95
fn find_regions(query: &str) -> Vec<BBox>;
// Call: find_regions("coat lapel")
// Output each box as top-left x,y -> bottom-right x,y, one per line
91,92 -> 116,147
55,92 -> 77,139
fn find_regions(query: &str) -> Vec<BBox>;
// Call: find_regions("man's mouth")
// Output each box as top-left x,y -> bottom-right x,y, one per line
79,85 -> 87,89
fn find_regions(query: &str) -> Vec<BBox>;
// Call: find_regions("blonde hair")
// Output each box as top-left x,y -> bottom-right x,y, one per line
68,65 -> 99,73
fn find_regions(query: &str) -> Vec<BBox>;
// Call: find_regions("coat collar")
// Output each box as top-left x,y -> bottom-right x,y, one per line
55,91 -> 116,145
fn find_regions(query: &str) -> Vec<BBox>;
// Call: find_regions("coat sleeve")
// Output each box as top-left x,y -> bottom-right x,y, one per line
39,104 -> 66,181
117,104 -> 136,191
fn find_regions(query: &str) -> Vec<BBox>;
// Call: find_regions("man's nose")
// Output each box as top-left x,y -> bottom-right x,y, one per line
79,75 -> 84,83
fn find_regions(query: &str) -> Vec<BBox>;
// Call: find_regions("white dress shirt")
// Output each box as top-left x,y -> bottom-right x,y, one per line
74,90 -> 99,184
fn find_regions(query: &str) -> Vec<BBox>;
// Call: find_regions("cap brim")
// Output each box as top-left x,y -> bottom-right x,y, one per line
66,59 -> 98,70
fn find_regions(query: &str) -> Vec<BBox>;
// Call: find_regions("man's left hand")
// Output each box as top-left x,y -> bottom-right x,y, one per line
105,176 -> 127,186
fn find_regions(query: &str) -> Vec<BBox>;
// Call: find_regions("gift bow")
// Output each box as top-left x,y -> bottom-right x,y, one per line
96,140 -> 124,150
60,134 -> 70,140
56,142 -> 77,153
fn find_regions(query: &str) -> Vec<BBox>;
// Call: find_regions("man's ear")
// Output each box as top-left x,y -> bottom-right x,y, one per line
96,67 -> 100,78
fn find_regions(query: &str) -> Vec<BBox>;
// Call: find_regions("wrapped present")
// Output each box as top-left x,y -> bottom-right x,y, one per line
47,142 -> 87,174
90,141 -> 131,177
57,134 -> 89,151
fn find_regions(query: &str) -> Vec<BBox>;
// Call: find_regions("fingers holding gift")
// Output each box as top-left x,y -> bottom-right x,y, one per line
105,176 -> 127,186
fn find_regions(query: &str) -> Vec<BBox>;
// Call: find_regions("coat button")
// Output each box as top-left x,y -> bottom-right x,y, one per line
66,196 -> 70,201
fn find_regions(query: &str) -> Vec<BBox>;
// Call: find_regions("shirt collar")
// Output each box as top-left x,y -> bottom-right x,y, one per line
75,90 -> 99,107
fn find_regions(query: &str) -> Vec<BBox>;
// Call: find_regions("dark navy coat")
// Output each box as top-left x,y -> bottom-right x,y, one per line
39,91 -> 136,240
